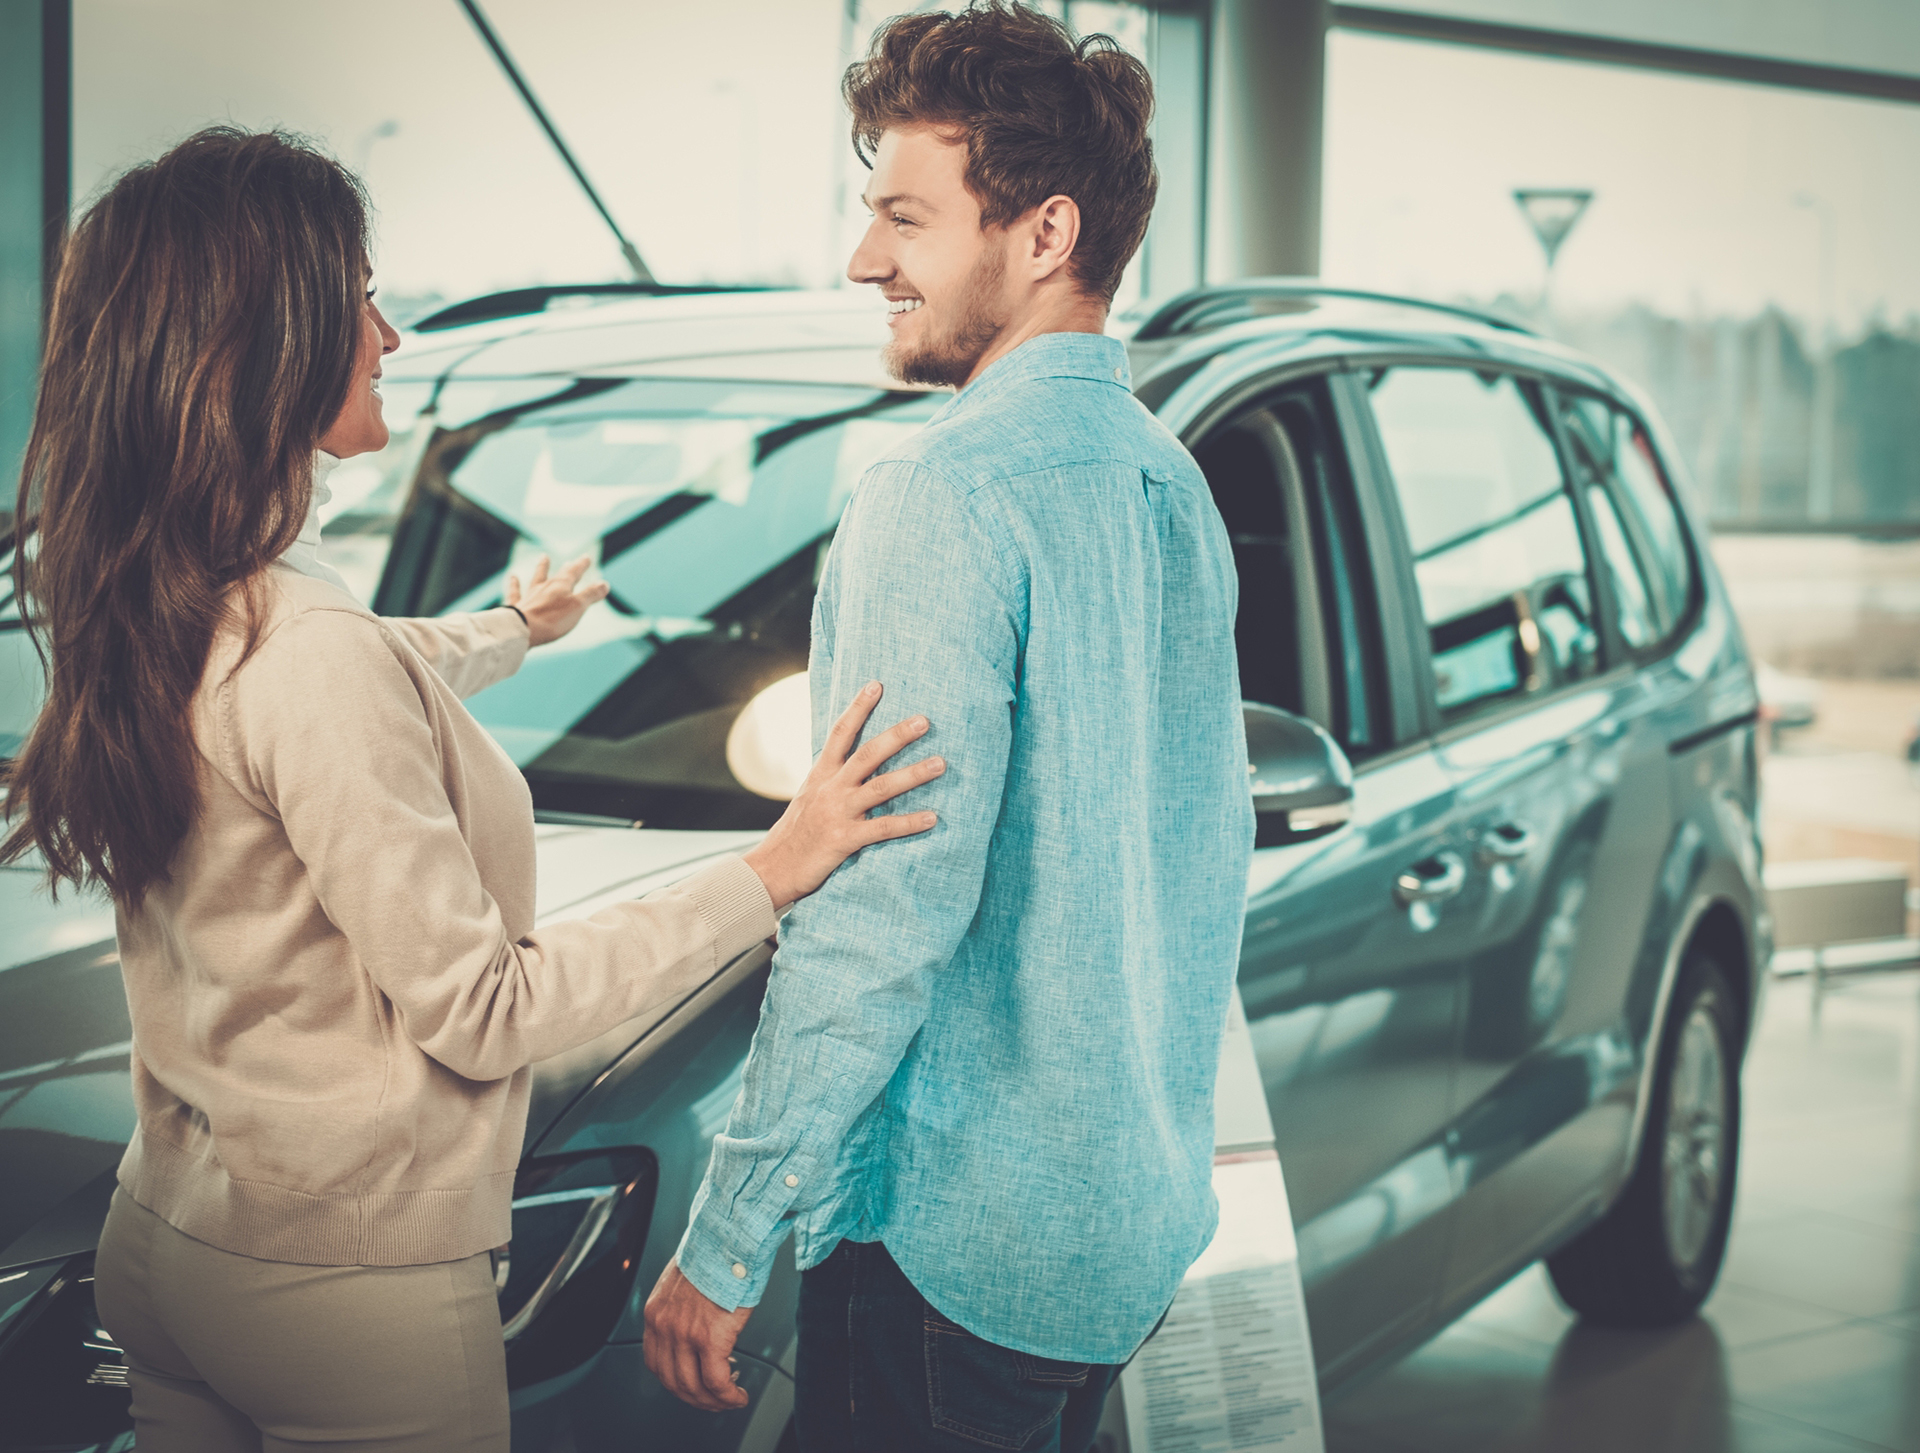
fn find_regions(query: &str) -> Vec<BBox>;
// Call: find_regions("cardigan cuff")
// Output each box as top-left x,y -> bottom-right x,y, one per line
682,855 -> 779,969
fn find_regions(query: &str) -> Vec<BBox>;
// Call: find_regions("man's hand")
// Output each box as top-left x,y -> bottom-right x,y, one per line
505,553 -> 610,647
643,1260 -> 754,1411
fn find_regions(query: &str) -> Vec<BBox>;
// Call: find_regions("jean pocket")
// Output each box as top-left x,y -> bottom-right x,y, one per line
923,1308 -> 1090,1450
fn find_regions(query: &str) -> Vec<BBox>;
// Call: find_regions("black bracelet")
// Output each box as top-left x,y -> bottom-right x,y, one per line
505,603 -> 528,629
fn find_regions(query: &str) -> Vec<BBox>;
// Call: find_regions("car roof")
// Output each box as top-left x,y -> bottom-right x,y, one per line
386,290 -> 931,393
385,283 -> 1630,408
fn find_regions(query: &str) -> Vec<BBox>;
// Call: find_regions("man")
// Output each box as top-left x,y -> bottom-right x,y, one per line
644,5 -> 1252,1447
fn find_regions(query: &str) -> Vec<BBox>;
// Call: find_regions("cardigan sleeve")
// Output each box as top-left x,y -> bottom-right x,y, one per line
382,607 -> 530,700
220,607 -> 775,1081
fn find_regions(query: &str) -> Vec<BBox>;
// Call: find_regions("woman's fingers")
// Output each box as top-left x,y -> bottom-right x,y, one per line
820,682 -> 883,768
504,573 -> 522,606
858,755 -> 945,810
845,714 -> 930,780
558,553 -> 593,591
528,553 -> 551,587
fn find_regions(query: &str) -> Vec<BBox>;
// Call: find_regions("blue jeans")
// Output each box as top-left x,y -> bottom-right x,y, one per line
793,1240 -> 1122,1453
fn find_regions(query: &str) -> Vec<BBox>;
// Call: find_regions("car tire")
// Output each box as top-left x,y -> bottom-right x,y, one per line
1545,951 -> 1741,1327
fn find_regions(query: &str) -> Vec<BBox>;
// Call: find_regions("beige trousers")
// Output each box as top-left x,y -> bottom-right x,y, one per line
93,1190 -> 510,1453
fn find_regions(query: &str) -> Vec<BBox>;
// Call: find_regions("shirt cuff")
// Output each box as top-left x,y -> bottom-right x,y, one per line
675,1197 -> 780,1311
680,855 -> 779,969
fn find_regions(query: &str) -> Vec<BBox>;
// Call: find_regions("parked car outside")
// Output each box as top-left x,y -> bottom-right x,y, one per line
1754,660 -> 1820,748
0,282 -> 1766,1452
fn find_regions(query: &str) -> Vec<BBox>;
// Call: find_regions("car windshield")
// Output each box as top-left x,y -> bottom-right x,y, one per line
373,377 -> 943,830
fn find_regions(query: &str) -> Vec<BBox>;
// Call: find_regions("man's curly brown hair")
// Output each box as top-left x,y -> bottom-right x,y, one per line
843,2 -> 1157,306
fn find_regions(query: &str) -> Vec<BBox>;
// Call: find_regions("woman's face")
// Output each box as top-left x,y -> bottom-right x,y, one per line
317,267 -> 401,459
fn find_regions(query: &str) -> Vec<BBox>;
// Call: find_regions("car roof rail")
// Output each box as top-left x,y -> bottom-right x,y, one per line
1129,278 -> 1535,343
410,282 -> 792,333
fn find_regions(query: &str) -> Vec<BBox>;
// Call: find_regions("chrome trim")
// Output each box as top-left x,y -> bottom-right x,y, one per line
1477,823 -> 1536,865
1289,801 -> 1353,834
1394,852 -> 1466,905
500,1184 -> 621,1343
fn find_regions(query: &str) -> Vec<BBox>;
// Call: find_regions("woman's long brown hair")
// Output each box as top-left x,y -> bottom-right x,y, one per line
2,127 -> 370,904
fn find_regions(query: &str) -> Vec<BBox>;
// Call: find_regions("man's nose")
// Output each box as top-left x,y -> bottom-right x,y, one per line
846,219 -> 892,286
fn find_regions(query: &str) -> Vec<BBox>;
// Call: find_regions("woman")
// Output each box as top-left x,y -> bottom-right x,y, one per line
1,127 -> 941,1451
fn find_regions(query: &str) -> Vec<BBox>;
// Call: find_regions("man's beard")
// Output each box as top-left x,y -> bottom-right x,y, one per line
885,248 -> 1008,389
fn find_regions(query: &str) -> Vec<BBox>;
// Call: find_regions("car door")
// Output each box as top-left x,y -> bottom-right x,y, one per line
1187,371 -> 1468,1380
1351,362 -> 1678,1306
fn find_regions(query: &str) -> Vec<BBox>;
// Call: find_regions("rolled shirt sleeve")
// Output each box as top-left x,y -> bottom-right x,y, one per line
675,462 -> 1023,1308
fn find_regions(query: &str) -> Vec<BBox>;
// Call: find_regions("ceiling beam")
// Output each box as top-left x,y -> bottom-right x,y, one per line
1330,4 -> 1920,106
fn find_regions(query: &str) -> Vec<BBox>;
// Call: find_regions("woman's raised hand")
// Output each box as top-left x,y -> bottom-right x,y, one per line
505,554 -> 611,647
741,682 -> 943,911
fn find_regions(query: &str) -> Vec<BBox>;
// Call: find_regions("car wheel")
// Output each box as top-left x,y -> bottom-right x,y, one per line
1545,951 -> 1741,1327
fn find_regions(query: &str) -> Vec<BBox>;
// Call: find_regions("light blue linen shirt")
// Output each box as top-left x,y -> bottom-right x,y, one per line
676,331 -> 1252,1364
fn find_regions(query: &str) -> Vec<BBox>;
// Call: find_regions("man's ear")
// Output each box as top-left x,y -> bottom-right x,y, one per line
1026,194 -> 1081,282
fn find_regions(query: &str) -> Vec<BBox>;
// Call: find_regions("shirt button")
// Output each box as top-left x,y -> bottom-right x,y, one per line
732,1262 -> 748,1279
1112,366 -> 1125,381
785,1174 -> 799,1188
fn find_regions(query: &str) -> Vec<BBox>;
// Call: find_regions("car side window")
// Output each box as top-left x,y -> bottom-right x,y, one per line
1556,393 -> 1698,650
1366,367 -> 1602,722
1192,376 -> 1389,761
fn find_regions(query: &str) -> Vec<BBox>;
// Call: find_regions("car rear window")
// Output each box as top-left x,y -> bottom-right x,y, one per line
1556,394 -> 1698,651
1364,367 -> 1603,721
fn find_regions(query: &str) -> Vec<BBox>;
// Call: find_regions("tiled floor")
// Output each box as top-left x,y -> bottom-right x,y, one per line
1322,972 -> 1920,1453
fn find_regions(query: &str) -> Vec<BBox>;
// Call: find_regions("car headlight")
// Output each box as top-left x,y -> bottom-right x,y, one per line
0,1254 -> 134,1449
499,1148 -> 658,1390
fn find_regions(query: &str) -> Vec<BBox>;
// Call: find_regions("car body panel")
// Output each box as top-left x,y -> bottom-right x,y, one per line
1241,743 -> 1465,1379
0,870 -> 128,1269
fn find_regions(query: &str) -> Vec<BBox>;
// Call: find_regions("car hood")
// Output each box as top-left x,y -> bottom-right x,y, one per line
0,826 -> 761,1269
520,824 -> 766,1148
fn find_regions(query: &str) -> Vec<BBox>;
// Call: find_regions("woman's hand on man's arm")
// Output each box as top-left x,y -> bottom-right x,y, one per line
741,682 -> 942,912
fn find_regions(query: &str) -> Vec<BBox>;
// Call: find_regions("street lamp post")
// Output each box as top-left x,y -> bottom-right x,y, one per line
1512,187 -> 1593,321
1793,192 -> 1837,524
353,119 -> 399,179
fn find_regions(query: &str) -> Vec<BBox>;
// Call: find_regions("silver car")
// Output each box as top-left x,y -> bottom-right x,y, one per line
0,281 -> 1764,1451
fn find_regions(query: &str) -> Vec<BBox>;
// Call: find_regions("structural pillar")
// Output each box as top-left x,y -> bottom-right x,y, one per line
0,0 -> 70,494
1142,3 -> 1211,299
1206,0 -> 1326,281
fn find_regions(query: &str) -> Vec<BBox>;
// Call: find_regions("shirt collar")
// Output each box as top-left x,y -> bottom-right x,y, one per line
939,331 -> 1132,419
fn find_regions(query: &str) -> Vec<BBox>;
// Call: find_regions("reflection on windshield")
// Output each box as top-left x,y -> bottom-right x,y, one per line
374,379 -> 941,829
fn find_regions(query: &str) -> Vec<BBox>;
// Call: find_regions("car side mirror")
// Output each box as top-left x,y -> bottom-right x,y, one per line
1245,703 -> 1355,847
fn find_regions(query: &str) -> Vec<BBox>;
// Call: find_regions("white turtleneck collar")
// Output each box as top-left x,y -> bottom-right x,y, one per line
279,450 -> 352,593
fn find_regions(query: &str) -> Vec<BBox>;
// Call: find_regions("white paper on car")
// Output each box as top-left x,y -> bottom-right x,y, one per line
1118,989 -> 1324,1452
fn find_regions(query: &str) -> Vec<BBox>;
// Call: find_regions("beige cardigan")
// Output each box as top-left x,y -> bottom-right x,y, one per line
115,567 -> 775,1266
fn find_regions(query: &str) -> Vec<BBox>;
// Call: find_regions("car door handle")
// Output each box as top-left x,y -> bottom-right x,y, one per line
1394,851 -> 1467,906
1478,822 -> 1536,864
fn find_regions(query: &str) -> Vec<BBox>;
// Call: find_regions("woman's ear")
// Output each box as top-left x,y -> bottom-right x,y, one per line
1028,194 -> 1081,282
